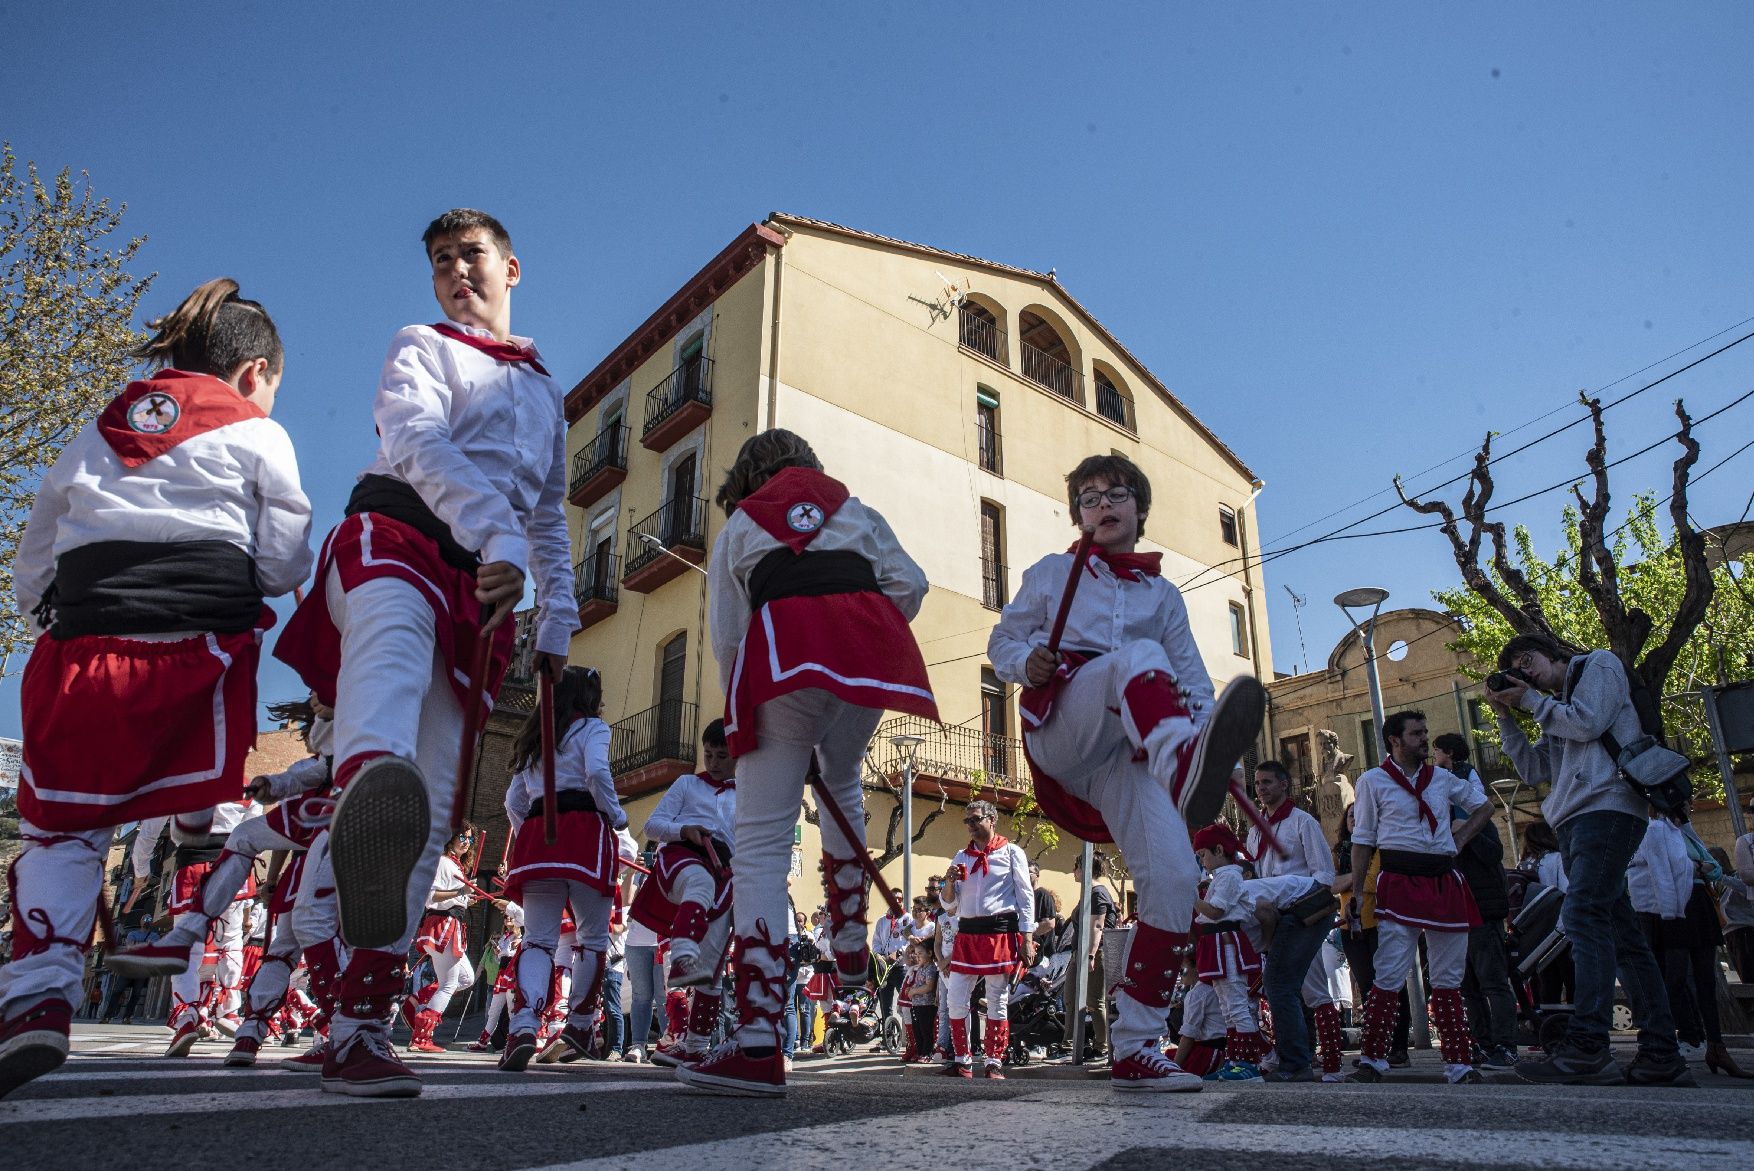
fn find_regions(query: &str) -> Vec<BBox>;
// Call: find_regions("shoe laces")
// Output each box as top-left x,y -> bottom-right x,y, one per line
1128,1048 -> 1181,1075
352,1028 -> 399,1062
699,1038 -> 743,1065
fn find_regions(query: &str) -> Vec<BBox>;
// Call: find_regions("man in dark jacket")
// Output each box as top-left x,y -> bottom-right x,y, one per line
1434,733 -> 1517,1069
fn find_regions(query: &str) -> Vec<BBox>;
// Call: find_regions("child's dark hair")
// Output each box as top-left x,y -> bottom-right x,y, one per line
715,429 -> 822,516
702,718 -> 726,748
265,696 -> 316,734
1433,732 -> 1471,763
509,666 -> 603,773
1522,820 -> 1560,858
134,277 -> 284,378
423,208 -> 513,259
1065,454 -> 1152,536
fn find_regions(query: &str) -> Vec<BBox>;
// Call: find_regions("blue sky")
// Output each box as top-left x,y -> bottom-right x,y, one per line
5,2 -> 1753,736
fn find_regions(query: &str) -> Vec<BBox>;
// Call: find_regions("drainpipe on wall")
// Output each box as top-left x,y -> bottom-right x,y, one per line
1240,479 -> 1269,759
763,222 -> 791,431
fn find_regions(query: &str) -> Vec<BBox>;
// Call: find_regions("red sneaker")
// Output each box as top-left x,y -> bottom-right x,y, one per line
537,1023 -> 595,1065
982,1061 -> 1006,1080
321,1031 -> 422,1098
673,1043 -> 785,1098
649,1037 -> 709,1069
0,997 -> 71,1100
164,1020 -> 201,1058
224,1036 -> 262,1068
105,938 -> 197,979
943,1061 -> 973,1079
1111,1048 -> 1204,1093
279,1040 -> 328,1073
499,1031 -> 537,1073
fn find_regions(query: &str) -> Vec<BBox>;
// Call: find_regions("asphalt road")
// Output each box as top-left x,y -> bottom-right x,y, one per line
4,1024 -> 1752,1169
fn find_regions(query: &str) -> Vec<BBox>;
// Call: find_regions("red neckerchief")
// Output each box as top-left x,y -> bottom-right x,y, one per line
1070,541 -> 1163,583
1380,757 -> 1439,832
737,466 -> 851,553
699,770 -> 735,794
1263,800 -> 1295,826
429,322 -> 549,376
964,834 -> 1011,876
96,370 -> 266,468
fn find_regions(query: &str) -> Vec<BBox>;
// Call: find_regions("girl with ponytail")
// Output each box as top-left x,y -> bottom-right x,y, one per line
2,278 -> 313,1099
494,665 -> 632,1072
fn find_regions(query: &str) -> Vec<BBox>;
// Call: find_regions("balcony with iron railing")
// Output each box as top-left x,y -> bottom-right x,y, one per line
642,356 -> 713,451
1094,381 -> 1135,432
569,421 -> 629,508
623,496 -> 708,593
609,699 -> 699,797
958,306 -> 1009,365
1020,341 -> 1084,405
574,552 -> 620,630
874,714 -> 1030,809
981,559 -> 1008,611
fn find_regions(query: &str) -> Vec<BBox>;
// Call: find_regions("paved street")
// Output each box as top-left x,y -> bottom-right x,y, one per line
4,1024 -> 1752,1169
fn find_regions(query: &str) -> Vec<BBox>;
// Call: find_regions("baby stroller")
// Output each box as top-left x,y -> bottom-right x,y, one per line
1506,870 -> 1575,1051
823,987 -> 902,1056
1005,950 -> 1097,1066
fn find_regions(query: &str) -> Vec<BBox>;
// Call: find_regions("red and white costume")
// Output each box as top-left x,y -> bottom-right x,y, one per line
274,322 -> 578,1069
470,908 -> 522,1050
1246,801 -> 1343,1075
630,768 -> 737,1063
683,466 -> 934,1095
1351,757 -> 1488,1079
988,546 -> 1213,1084
404,853 -> 477,1049
943,835 -> 1033,1073
1,371 -> 309,1040
501,716 -> 628,1047
1191,843 -> 1267,1066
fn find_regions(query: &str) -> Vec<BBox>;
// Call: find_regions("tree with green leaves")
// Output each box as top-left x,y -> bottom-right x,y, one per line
0,143 -> 154,667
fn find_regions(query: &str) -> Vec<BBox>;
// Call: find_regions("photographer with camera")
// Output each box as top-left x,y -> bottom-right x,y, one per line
1485,633 -> 1690,1086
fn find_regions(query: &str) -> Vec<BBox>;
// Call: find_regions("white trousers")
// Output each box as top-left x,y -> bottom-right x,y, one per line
662,860 -> 733,972
731,689 -> 881,950
511,879 -> 610,1033
326,572 -> 465,956
168,816 -> 299,946
237,915 -> 303,1041
1208,970 -> 1260,1035
170,898 -> 246,1025
482,988 -> 512,1036
0,821 -> 109,1014
1373,920 -> 1468,991
1024,643 -> 1202,935
944,970 -> 1008,1022
422,947 -> 475,1015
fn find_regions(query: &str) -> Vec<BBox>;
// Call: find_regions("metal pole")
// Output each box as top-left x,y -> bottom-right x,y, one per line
1361,614 -> 1388,760
1068,841 -> 1093,1063
902,759 -> 914,905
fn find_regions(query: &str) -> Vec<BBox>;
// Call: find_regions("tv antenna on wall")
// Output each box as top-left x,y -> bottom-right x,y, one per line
910,271 -> 970,323
1284,584 -> 1310,675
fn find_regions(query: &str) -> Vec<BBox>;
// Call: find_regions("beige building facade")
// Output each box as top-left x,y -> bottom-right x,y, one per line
555,214 -> 1272,909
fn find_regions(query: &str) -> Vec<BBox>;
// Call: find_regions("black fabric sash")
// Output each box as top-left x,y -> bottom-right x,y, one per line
747,548 -> 879,610
173,833 -> 230,869
346,474 -> 480,573
673,836 -> 735,867
1198,920 -> 1243,937
43,540 -> 261,640
524,789 -> 601,820
1379,848 -> 1454,878
956,912 -> 1020,935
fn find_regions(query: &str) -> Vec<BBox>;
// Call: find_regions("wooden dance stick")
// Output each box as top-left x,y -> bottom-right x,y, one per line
450,607 -> 495,835
539,670 -> 558,846
808,755 -> 906,920
1044,527 -> 1097,656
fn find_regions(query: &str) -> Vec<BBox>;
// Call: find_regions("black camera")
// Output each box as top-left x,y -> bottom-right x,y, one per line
1485,667 -> 1532,692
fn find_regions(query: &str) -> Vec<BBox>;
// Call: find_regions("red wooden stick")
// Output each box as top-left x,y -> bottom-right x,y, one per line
808,755 -> 906,919
450,610 -> 495,834
1045,528 -> 1097,655
539,671 -> 558,846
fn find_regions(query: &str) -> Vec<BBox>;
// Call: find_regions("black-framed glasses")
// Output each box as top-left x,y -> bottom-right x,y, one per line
1076,486 -> 1134,510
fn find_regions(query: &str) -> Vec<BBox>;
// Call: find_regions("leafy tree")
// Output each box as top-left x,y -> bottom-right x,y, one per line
0,144 -> 153,666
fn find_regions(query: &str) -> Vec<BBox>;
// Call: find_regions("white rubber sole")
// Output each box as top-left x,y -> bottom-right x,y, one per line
1112,1075 -> 1205,1093
1180,675 -> 1267,826
673,1066 -> 786,1098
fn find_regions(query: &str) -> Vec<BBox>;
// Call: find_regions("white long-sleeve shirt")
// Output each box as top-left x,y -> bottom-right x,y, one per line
1197,863 -> 1247,923
503,717 -> 626,833
360,323 -> 578,656
641,772 -> 737,853
947,839 -> 1035,934
986,551 -> 1216,723
1627,817 -> 1692,919
15,377 -> 312,633
1248,805 -> 1335,886
708,494 -> 928,691
258,756 -> 330,802
428,855 -> 472,912
1352,762 -> 1486,855
131,800 -> 261,877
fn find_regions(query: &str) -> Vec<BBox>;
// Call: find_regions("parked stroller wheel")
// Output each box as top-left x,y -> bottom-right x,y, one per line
1611,1005 -> 1634,1032
1538,1012 -> 1572,1052
881,1017 -> 903,1056
826,1032 -> 849,1057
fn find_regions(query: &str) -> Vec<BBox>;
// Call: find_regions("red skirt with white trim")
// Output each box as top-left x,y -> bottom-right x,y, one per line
627,842 -> 730,937
17,614 -> 273,833
1195,929 -> 1262,982
264,791 -> 331,850
416,911 -> 466,958
1375,869 -> 1481,933
273,512 -> 515,715
267,852 -> 306,917
948,929 -> 1020,977
501,808 -> 617,903
1019,653 -> 1114,844
169,859 -> 257,917
724,592 -> 937,757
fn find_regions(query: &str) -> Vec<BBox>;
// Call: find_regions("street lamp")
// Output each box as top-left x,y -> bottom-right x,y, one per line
1491,779 -> 1524,865
889,734 -> 925,904
1334,587 -> 1390,760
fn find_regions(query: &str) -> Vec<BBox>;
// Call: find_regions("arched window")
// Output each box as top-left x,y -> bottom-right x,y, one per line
1018,309 -> 1083,404
957,296 -> 1008,364
1092,363 -> 1135,432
